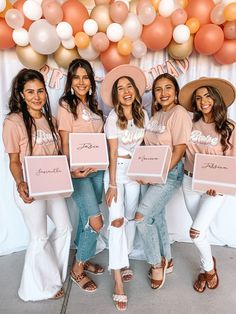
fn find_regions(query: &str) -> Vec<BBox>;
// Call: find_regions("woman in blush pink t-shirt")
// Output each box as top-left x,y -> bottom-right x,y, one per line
57,59 -> 105,293
2,69 -> 72,302
135,73 -> 192,291
179,77 -> 236,293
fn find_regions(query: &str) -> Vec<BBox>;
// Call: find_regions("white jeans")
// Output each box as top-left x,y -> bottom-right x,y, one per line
14,186 -> 72,301
182,175 -> 226,272
104,158 -> 140,270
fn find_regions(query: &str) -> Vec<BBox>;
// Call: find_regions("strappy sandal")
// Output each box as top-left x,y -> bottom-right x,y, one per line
121,268 -> 133,282
148,258 -> 173,278
112,294 -> 128,311
193,273 -> 207,293
70,270 -> 97,292
205,257 -> 219,290
150,257 -> 168,290
50,288 -> 64,300
83,261 -> 105,275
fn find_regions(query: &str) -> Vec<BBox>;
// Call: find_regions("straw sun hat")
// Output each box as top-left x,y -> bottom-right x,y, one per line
100,64 -> 147,107
179,77 -> 236,112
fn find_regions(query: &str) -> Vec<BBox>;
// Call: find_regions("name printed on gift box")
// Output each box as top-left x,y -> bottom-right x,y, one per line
76,143 -> 99,150
202,162 -> 228,170
35,168 -> 62,176
138,155 -> 159,162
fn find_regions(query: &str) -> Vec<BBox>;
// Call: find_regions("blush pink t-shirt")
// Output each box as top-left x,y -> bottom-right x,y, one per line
57,101 -> 103,133
3,113 -> 60,163
144,105 -> 192,151
185,118 -> 236,172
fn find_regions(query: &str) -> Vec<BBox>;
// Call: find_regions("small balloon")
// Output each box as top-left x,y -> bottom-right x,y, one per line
13,0 -> 33,29
224,21 -> 236,40
90,4 -> 112,32
131,39 -> 147,58
5,8 -> 24,29
62,36 -> 75,49
77,42 -> 100,61
91,32 -> 110,52
106,23 -> 124,42
171,8 -> 187,26
75,31 -> 90,49
185,0 -> 214,25
43,1 -> 63,25
173,24 -> 190,44
210,3 -> 225,25
53,45 -> 80,68
167,35 -> 193,59
122,13 -> 143,41
100,42 -> 130,71
12,27 -> 29,46
56,21 -> 73,40
0,0 -> 6,12
138,4 -> 156,25
158,0 -> 176,18
23,0 -> 43,20
83,19 -> 98,36
185,17 -> 200,34
224,3 -> 236,21
16,44 -> 47,69
117,37 -> 132,55
109,1 -> 128,24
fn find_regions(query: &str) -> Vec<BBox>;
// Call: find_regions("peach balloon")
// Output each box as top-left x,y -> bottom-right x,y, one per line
0,18 -> 15,49
109,1 -> 128,24
185,17 -> 200,34
90,4 -> 112,32
75,32 -> 90,49
62,0 -> 89,35
117,37 -> 132,56
224,21 -> 236,40
13,0 -> 33,30
194,24 -> 224,55
91,32 -> 110,52
53,45 -> 80,68
141,15 -> 173,51
171,8 -> 187,26
16,44 -> 47,69
213,39 -> 236,64
43,2 -> 63,25
167,35 -> 193,60
100,42 -> 131,72
224,3 -> 236,22
185,0 -> 214,26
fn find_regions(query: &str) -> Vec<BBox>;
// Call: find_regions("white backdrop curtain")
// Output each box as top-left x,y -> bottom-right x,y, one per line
1,49 -> 236,256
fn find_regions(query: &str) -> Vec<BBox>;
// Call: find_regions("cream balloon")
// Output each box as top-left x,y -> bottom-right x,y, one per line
23,0 -> 43,20
83,19 -> 98,36
106,23 -> 124,42
56,22 -> 73,40
158,0 -> 176,17
5,9 -> 24,29
62,36 -> 76,49
16,44 -> 47,69
13,28 -> 29,46
77,42 -> 100,60
90,4 -> 112,32
173,24 -> 190,44
122,13 -> 142,41
53,45 -> 80,68
131,39 -> 147,58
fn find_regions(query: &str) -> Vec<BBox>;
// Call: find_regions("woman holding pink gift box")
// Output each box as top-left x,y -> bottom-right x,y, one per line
100,64 -> 149,311
57,59 -> 105,293
179,77 -> 236,293
135,73 -> 192,290
2,69 -> 72,301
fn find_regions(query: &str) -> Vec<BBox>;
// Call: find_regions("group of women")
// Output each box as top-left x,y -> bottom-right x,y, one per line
2,58 -> 236,311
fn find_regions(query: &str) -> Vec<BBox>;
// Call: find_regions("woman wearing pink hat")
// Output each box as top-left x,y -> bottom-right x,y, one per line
101,64 -> 149,311
179,77 -> 236,293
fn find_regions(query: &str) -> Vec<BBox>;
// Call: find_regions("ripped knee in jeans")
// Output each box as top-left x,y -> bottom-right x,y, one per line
111,217 -> 124,228
190,227 -> 200,239
88,213 -> 104,233
134,212 -> 144,222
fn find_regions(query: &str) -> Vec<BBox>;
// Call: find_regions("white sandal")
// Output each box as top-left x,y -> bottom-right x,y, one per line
121,268 -> 133,282
112,294 -> 128,311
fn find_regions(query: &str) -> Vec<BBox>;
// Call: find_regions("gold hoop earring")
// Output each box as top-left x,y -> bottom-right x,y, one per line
89,88 -> 92,96
71,87 -> 74,95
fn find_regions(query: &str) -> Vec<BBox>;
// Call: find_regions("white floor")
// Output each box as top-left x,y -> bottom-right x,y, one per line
0,242 -> 236,314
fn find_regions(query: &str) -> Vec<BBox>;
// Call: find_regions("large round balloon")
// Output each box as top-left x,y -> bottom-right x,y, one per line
213,39 -> 236,64
185,0 -> 214,26
194,24 -> 224,55
167,35 -> 193,60
224,21 -> 236,40
16,44 -> 48,69
62,0 -> 89,35
29,19 -> 60,55
100,42 -> 131,71
141,15 -> 172,51
13,0 -> 33,30
91,32 -> 110,52
53,45 -> 79,68
90,4 -> 112,32
0,18 -> 15,49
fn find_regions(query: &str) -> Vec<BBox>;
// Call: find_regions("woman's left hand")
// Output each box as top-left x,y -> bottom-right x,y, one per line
206,189 -> 217,197
105,187 -> 117,207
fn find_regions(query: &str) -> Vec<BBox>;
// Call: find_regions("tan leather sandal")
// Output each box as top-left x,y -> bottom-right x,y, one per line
193,273 -> 206,293
50,288 -> 64,300
148,258 -> 173,278
83,261 -> 105,275
205,257 -> 219,289
70,270 -> 97,292
112,294 -> 128,311
150,257 -> 168,290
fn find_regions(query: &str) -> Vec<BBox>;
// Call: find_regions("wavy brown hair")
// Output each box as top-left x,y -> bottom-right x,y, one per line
59,58 -> 103,120
151,73 -> 180,116
192,86 -> 234,154
8,68 -> 60,155
111,76 -> 144,130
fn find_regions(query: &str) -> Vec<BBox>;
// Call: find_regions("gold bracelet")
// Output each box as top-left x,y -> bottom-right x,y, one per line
109,184 -> 117,189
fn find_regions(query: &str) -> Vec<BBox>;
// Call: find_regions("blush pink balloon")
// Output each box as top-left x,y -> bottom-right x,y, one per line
109,1 -> 128,24
213,39 -> 236,64
137,0 -> 152,15
194,24 -> 224,55
91,32 -> 110,52
224,21 -> 236,40
43,2 -> 63,25
171,8 -> 187,26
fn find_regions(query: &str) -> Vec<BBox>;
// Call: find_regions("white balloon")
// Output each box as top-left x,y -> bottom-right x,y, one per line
23,0 -> 42,21
77,42 -> 99,61
56,22 -> 73,40
13,28 -> 29,46
173,24 -> 190,44
159,0 -> 175,17
106,23 -> 124,42
83,19 -> 98,37
0,0 -> 6,12
132,40 -> 147,58
62,36 -> 76,49
222,0 -> 236,4
122,13 -> 143,41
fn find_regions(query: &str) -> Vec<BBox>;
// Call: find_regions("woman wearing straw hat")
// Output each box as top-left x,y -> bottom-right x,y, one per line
134,73 -> 192,290
179,77 -> 236,293
100,64 -> 149,311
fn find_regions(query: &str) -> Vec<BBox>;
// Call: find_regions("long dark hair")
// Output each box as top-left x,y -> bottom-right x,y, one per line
59,58 -> 103,120
8,68 -> 60,155
111,76 -> 144,130
192,86 -> 234,154
151,73 -> 180,116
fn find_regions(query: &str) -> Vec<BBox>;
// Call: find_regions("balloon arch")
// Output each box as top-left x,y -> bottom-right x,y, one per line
0,0 -> 236,71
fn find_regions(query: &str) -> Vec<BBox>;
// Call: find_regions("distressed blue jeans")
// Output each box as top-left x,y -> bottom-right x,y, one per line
72,170 -> 104,262
136,160 -> 184,265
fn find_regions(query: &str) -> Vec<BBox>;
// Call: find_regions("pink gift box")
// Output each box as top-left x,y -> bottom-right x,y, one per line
127,145 -> 172,184
23,155 -> 74,200
192,153 -> 236,195
69,133 -> 109,171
